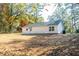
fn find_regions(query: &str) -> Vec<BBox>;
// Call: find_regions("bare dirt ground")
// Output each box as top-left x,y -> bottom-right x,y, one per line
0,33 -> 79,56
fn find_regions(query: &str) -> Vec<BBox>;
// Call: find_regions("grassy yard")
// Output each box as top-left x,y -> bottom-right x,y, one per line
0,33 -> 78,56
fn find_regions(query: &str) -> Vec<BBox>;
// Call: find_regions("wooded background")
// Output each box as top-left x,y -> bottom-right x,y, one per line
0,3 -> 79,33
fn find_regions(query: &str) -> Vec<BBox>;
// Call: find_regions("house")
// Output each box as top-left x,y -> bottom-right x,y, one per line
22,20 -> 64,34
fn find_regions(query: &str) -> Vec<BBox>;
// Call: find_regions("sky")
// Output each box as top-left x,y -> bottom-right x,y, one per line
39,3 -> 58,22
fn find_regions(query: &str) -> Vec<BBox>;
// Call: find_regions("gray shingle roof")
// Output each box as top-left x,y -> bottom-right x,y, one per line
26,20 -> 62,27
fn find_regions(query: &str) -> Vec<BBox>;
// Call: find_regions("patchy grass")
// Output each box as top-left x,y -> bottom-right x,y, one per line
0,33 -> 78,56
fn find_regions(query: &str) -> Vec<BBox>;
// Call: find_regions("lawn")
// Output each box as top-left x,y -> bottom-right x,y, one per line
0,33 -> 78,56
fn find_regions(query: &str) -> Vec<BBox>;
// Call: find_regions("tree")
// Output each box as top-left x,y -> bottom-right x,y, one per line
0,3 -> 44,33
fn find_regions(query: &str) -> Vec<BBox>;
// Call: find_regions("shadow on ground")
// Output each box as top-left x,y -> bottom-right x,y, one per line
0,34 -> 79,56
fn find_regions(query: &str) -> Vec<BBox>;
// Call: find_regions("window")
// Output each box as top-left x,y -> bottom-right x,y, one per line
52,27 -> 54,31
26,28 -> 28,31
26,28 -> 32,31
49,26 -> 54,31
49,27 -> 51,31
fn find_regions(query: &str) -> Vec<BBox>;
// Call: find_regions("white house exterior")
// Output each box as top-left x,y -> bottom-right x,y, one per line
22,20 -> 64,34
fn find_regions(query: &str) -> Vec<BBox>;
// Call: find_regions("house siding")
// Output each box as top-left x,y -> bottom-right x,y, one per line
57,22 -> 64,33
48,25 -> 58,33
22,25 -> 58,34
32,26 -> 48,33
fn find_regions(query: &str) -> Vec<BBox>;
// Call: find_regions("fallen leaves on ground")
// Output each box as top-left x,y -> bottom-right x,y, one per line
0,33 -> 78,56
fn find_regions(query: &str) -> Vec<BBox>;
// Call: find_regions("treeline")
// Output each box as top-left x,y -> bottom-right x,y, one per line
0,3 -> 44,33
0,3 -> 79,33
50,3 -> 79,33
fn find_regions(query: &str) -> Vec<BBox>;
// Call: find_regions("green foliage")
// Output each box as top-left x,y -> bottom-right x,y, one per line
1,3 -> 79,33
0,3 -> 44,33
51,3 -> 79,33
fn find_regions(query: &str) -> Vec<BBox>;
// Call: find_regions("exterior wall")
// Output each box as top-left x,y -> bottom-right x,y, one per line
32,26 -> 48,33
22,25 -> 58,34
57,22 -> 64,33
22,27 -> 30,34
48,25 -> 58,33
